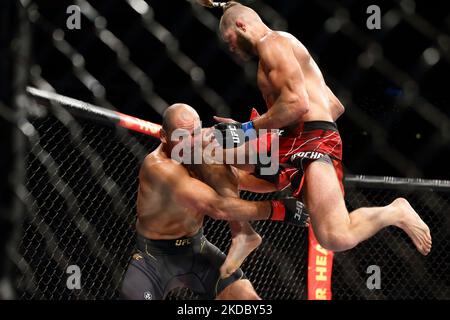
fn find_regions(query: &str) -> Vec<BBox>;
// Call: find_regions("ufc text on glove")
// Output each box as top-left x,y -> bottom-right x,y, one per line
214,121 -> 256,148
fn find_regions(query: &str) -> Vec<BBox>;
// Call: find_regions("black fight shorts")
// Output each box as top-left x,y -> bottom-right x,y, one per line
120,228 -> 245,300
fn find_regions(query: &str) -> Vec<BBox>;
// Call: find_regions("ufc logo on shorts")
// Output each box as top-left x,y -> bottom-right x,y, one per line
291,151 -> 324,161
175,239 -> 191,246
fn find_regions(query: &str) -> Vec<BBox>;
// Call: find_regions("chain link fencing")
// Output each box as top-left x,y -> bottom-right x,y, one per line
4,0 -> 449,300
15,101 -> 450,300
334,178 -> 450,299
18,103 -> 310,300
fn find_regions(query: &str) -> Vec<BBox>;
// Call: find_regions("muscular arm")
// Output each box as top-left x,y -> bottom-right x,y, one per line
176,171 -> 272,221
234,167 -> 278,193
252,37 -> 310,130
148,161 -> 272,221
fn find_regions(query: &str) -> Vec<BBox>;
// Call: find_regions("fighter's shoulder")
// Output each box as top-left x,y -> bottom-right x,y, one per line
259,32 -> 308,55
141,154 -> 186,182
257,32 -> 291,53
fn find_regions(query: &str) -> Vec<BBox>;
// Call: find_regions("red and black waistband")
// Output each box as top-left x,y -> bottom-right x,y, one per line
280,121 -> 338,137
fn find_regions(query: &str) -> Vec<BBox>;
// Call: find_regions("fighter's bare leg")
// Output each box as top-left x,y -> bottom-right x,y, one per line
224,221 -> 262,279
216,279 -> 261,300
191,164 -> 262,278
303,161 -> 432,255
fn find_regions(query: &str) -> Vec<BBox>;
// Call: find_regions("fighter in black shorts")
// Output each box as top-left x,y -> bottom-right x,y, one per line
120,103 -> 308,300
123,230 -> 246,300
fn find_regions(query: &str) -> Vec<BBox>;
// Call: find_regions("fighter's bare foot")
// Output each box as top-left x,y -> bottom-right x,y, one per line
392,198 -> 432,255
220,232 -> 262,279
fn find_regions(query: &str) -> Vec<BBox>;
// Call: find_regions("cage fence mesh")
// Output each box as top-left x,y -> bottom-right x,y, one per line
16,104 -> 450,300
334,183 -> 450,300
6,0 -> 450,300
18,105 -> 310,300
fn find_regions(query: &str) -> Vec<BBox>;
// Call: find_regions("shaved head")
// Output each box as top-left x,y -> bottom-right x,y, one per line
162,103 -> 200,133
219,2 -> 267,61
160,103 -> 202,161
219,2 -> 262,38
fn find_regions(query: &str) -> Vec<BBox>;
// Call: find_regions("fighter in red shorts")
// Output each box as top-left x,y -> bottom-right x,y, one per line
213,2 -> 432,255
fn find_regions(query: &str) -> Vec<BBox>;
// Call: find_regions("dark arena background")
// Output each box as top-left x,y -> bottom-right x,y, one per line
1,0 -> 449,301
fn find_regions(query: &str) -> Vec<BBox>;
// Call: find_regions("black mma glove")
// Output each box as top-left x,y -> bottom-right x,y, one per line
269,197 -> 309,227
214,121 -> 256,148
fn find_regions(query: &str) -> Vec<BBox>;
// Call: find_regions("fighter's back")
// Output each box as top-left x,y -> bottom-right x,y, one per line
257,31 -> 345,124
136,145 -> 204,240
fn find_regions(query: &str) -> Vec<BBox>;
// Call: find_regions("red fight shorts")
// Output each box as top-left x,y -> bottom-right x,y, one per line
252,119 -> 344,198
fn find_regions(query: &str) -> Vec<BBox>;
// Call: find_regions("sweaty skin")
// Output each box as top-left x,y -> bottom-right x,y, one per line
135,103 -> 272,299
219,3 -> 431,255
256,31 -> 345,126
221,29 -> 344,130
136,142 -> 272,240
137,104 -> 281,289
136,146 -> 277,280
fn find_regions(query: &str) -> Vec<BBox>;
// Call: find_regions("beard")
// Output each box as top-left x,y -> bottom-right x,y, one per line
235,33 -> 254,61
